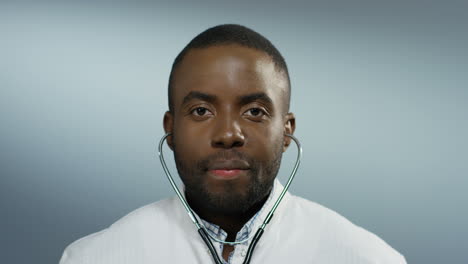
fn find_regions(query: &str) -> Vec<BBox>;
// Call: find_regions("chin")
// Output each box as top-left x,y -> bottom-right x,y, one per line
207,199 -> 252,215
199,187 -> 250,213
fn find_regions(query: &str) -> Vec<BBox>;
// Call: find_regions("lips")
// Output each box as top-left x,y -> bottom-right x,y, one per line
206,160 -> 250,170
206,160 -> 250,180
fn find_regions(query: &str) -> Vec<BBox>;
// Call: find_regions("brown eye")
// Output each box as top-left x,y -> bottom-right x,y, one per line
244,108 -> 266,119
196,107 -> 206,115
249,108 -> 262,116
246,108 -> 265,117
191,107 -> 212,117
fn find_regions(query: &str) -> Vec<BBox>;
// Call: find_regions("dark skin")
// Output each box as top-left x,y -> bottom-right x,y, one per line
163,44 -> 296,261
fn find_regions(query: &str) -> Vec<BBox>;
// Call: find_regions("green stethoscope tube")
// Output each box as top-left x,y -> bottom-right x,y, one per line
158,133 -> 302,264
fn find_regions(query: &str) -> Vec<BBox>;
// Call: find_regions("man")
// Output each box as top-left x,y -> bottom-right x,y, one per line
60,24 -> 406,264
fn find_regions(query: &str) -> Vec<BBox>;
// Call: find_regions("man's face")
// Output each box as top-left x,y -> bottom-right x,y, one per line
164,44 -> 295,215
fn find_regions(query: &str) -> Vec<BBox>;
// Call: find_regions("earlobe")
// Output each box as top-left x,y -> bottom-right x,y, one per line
283,112 -> 296,152
163,111 -> 174,150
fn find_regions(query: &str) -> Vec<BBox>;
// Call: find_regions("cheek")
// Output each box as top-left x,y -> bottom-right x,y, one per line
173,120 -> 210,162
246,121 -> 284,160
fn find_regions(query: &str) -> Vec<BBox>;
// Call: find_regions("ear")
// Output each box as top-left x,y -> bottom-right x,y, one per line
283,112 -> 296,152
163,111 -> 174,150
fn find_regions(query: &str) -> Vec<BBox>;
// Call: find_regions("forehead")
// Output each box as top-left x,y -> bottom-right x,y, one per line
171,45 -> 288,108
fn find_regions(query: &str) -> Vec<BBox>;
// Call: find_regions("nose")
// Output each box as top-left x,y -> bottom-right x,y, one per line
211,115 -> 245,149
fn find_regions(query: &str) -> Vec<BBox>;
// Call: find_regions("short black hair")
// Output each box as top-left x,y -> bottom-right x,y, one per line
167,24 -> 291,113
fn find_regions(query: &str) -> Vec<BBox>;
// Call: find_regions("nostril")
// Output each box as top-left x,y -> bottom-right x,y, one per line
211,119 -> 245,148
232,140 -> 244,148
212,132 -> 245,149
212,138 -> 244,149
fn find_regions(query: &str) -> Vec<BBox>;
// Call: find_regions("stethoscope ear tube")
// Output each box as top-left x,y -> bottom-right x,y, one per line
242,228 -> 264,264
158,133 -> 302,264
198,228 -> 223,264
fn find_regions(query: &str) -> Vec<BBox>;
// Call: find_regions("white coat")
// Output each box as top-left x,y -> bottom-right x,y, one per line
59,180 -> 406,264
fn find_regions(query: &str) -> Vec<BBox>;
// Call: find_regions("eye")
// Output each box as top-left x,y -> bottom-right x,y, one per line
248,108 -> 262,116
191,107 -> 212,117
244,108 -> 266,118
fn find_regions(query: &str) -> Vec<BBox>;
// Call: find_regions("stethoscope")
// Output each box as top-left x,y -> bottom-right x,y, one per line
158,133 -> 302,264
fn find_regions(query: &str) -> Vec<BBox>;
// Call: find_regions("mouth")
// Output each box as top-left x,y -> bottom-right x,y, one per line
206,160 -> 250,180
209,169 -> 249,179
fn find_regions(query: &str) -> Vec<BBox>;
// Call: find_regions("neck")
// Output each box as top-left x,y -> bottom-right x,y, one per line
187,193 -> 270,242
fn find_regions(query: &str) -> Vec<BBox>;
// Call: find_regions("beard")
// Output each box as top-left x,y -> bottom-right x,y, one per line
172,140 -> 283,216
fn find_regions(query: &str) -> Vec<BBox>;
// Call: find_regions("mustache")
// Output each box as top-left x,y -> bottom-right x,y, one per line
197,150 -> 256,171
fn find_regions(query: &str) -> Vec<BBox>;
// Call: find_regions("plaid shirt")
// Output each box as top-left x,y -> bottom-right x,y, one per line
198,184 -> 275,264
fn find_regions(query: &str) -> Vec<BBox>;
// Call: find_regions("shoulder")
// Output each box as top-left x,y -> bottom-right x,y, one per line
284,195 -> 407,264
59,197 -> 178,264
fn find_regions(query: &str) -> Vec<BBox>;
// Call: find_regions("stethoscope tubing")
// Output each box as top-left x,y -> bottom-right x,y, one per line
158,133 -> 302,264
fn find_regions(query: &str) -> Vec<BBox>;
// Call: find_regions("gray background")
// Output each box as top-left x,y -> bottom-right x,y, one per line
1,1 -> 467,263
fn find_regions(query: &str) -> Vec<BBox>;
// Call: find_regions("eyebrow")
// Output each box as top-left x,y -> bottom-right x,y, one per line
182,91 -> 217,105
238,92 -> 273,107
181,91 -> 274,108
